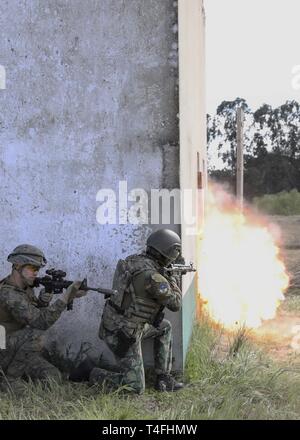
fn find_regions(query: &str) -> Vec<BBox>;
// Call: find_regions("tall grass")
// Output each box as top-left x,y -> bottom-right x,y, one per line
185,317 -> 300,419
0,316 -> 300,420
253,189 -> 300,215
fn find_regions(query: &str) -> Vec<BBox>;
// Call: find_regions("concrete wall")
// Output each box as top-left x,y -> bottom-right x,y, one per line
178,0 -> 207,361
0,0 -> 181,364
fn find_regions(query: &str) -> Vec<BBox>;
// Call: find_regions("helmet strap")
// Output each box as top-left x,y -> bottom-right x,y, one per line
10,264 -> 28,289
12,263 -> 23,274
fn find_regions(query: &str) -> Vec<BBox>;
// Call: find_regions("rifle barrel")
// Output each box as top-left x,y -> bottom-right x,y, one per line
166,264 -> 196,272
86,286 -> 117,295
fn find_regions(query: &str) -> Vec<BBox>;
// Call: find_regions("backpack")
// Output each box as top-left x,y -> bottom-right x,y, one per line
110,254 -> 157,311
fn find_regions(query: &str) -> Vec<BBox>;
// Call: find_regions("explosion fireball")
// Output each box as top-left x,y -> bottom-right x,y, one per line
198,186 -> 289,329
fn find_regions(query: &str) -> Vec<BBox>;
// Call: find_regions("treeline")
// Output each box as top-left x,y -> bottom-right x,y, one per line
207,98 -> 300,200
253,189 -> 300,215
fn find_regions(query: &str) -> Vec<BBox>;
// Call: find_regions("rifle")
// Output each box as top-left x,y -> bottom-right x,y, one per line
34,268 -> 117,310
153,262 -> 196,328
164,262 -> 196,276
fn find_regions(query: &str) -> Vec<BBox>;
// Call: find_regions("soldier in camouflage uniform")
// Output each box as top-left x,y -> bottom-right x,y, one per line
89,229 -> 184,394
0,244 -> 86,391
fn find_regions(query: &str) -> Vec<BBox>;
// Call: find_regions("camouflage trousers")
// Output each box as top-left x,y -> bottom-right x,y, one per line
0,327 -> 61,386
91,319 -> 173,394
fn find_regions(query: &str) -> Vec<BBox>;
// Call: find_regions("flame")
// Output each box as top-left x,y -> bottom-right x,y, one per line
198,185 -> 289,329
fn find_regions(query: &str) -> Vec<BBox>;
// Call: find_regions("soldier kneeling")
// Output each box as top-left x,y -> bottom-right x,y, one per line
89,229 -> 185,394
0,245 -> 86,393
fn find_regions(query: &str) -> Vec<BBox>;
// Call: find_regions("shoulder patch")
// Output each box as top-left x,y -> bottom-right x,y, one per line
158,282 -> 169,294
150,273 -> 170,295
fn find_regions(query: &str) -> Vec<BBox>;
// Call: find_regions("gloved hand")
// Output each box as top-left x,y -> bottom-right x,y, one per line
38,288 -> 53,305
64,281 -> 88,302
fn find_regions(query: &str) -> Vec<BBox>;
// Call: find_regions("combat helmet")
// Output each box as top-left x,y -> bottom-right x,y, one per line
146,229 -> 181,261
7,244 -> 47,268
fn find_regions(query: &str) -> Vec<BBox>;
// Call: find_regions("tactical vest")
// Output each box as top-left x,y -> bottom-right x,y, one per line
109,253 -> 162,326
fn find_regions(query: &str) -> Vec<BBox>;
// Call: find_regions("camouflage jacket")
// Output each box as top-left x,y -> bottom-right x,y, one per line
0,276 -> 67,335
99,253 -> 182,339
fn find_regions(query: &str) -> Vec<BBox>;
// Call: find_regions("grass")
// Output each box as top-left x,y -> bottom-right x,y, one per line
185,318 -> 300,419
279,294 -> 300,314
253,189 -> 300,215
1,310 -> 300,420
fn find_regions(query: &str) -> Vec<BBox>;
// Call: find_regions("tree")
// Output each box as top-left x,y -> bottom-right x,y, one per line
253,100 -> 300,159
207,98 -> 300,199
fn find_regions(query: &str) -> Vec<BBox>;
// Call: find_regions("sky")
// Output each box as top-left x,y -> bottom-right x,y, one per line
204,0 -> 300,115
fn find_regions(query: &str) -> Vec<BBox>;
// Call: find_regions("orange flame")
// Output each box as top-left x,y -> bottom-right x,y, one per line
198,185 -> 289,329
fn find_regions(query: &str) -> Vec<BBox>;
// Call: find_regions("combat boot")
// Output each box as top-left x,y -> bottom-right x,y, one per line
155,374 -> 184,392
89,367 -> 121,392
89,367 -> 108,386
69,357 -> 97,382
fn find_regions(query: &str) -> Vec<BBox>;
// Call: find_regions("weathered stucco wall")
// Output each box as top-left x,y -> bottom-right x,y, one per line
178,0 -> 207,360
0,0 -> 181,365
